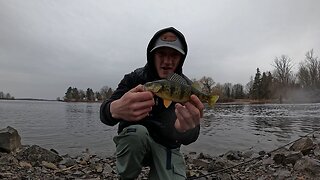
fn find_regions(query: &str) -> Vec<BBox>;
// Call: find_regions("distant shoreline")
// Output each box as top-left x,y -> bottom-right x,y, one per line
0,98 -> 101,103
1,98 -> 318,104
0,98 -> 273,104
0,98 -> 61,102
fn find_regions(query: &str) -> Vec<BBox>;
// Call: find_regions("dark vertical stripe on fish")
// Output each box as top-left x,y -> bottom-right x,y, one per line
170,81 -> 176,98
180,84 -> 187,101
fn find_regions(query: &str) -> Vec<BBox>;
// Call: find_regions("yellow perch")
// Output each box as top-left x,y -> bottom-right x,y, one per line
144,74 -> 219,108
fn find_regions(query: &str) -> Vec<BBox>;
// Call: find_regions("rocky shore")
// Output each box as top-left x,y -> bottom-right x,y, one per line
1,126 -> 320,179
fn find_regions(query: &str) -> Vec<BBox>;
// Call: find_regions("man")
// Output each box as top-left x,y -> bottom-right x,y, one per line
100,27 -> 204,179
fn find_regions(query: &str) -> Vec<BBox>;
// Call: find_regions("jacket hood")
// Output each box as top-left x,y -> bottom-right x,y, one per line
145,27 -> 188,80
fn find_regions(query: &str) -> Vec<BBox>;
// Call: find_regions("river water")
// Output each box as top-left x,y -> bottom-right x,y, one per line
1,100 -> 319,157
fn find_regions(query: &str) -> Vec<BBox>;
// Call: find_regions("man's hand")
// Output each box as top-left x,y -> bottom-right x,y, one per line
110,85 -> 154,121
174,95 -> 204,133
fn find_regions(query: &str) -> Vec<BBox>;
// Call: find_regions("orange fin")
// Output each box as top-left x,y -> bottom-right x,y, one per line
163,99 -> 172,108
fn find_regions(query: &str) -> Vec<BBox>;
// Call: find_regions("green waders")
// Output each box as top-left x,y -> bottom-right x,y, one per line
113,125 -> 187,180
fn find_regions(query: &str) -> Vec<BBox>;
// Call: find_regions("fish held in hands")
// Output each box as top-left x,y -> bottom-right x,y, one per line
144,74 -> 219,108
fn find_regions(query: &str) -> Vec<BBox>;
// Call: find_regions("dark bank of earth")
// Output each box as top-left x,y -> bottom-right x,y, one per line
1,127 -> 320,179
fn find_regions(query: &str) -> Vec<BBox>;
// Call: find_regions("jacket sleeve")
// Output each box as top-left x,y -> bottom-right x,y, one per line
100,100 -> 119,126
173,125 -> 200,145
99,72 -> 138,126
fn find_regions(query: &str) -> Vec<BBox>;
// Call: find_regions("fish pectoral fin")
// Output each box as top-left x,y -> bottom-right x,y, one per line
163,99 -> 172,108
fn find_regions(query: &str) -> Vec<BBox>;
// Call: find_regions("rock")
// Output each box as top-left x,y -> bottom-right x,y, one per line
192,158 -> 210,170
42,161 -> 58,170
95,163 -> 103,173
73,170 -> 84,177
294,157 -> 320,175
242,150 -> 254,159
19,161 -> 32,168
314,145 -> 320,156
197,152 -> 212,160
0,172 -> 14,178
262,157 -> 274,165
208,158 -> 236,172
0,154 -> 19,166
17,145 -> 62,165
59,157 -> 77,167
290,137 -> 314,155
187,170 -> 199,177
284,151 -> 303,165
102,163 -> 114,174
273,153 -> 286,165
50,148 -> 59,154
224,150 -> 242,160
273,168 -> 291,179
217,173 -> 232,180
0,126 -> 21,152
258,150 -> 266,156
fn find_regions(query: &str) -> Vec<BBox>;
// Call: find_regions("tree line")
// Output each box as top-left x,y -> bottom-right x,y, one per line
247,49 -> 319,103
63,49 -> 319,103
194,49 -> 320,103
0,91 -> 14,100
63,86 -> 114,102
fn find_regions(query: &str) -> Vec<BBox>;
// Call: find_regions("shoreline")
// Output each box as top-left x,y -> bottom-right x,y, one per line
2,98 -> 319,104
1,133 -> 320,179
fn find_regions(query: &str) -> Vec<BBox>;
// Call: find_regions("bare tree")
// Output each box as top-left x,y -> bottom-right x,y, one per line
100,86 -> 113,100
232,83 -> 244,99
298,64 -> 310,88
212,83 -> 224,98
223,83 -> 232,98
272,55 -> 294,87
297,49 -> 319,88
245,76 -> 254,95
272,55 -> 295,101
199,76 -> 215,94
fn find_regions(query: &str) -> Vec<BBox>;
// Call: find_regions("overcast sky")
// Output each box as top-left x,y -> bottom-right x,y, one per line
1,0 -> 319,99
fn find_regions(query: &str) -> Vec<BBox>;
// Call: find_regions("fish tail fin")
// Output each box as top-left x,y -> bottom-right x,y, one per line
208,95 -> 219,107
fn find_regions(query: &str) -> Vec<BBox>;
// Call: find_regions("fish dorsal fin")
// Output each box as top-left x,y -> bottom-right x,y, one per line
163,99 -> 172,108
167,73 -> 188,85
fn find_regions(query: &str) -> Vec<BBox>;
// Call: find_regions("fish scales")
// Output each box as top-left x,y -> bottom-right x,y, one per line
175,81 -> 190,102
180,82 -> 191,101
164,80 -> 191,102
170,81 -> 180,100
191,88 -> 206,101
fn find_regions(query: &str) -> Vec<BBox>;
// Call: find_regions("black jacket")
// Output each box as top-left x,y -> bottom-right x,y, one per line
100,27 -> 200,149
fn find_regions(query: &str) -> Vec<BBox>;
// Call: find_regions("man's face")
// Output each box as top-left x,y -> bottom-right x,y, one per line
154,47 -> 182,78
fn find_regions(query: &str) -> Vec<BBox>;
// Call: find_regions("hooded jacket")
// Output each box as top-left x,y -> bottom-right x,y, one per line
100,27 -> 200,149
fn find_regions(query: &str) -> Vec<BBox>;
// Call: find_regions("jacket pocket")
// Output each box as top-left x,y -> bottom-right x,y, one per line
171,149 -> 187,180
173,165 -> 187,179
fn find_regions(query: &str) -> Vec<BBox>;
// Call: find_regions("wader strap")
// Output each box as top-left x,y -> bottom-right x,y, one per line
166,148 -> 172,170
